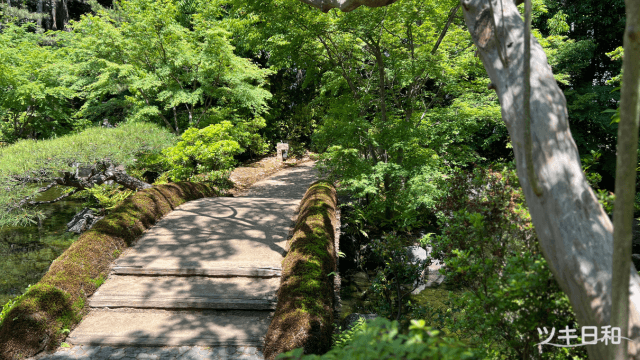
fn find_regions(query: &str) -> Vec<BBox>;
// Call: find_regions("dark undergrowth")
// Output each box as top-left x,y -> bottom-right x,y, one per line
0,182 -> 221,360
263,181 -> 338,360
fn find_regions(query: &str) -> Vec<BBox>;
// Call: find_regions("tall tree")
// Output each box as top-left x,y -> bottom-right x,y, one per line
296,0 -> 640,358
66,0 -> 272,135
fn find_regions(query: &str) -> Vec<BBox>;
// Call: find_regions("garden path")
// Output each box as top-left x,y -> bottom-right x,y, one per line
30,161 -> 318,360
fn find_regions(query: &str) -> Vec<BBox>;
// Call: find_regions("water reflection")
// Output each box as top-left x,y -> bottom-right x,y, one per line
0,186 -> 82,304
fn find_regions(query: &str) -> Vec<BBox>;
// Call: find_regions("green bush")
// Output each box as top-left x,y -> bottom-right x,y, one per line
427,165 -> 587,359
367,233 -> 429,321
278,318 -> 477,360
162,122 -> 246,184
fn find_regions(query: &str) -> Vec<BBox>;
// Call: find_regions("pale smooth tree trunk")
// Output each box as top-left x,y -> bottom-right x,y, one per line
296,0 -> 640,358
612,1 -> 640,359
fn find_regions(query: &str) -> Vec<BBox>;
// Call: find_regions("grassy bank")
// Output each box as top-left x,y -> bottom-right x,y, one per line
0,182 -> 220,360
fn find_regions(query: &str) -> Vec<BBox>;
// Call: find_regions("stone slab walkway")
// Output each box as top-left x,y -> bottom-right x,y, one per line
29,162 -> 318,360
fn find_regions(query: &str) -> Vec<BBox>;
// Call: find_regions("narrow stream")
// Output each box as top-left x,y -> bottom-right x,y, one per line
0,187 -> 83,304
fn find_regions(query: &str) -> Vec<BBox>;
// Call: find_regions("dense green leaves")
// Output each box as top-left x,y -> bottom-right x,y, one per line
162,121 -> 244,183
426,166 -> 586,359
65,0 -> 272,134
0,23 -> 80,142
279,318 -> 478,360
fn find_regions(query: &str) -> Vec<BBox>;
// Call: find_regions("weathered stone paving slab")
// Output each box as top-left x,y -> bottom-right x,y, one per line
90,276 -> 278,309
113,197 -> 300,271
111,265 -> 281,278
67,309 -> 271,347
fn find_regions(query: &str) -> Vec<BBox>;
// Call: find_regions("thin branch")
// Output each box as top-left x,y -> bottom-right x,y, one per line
431,3 -> 461,55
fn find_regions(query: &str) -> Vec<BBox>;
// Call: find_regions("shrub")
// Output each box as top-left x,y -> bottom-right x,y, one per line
427,164 -> 587,359
366,233 -> 429,321
278,318 -> 477,360
162,122 -> 245,184
263,181 -> 338,359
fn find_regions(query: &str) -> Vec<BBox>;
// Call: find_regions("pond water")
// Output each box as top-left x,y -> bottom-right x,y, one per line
0,186 -> 82,304
339,269 -> 461,323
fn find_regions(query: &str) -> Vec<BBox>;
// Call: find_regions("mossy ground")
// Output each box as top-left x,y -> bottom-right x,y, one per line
263,181 -> 337,360
0,182 -> 220,360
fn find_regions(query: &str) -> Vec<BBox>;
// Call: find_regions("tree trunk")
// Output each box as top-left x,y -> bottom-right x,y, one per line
298,0 -> 397,12
50,0 -> 56,30
459,1 -> 640,358
463,0 -> 640,358
297,0 -> 640,358
612,1 -> 640,358
37,0 -> 43,28
61,0 -> 69,30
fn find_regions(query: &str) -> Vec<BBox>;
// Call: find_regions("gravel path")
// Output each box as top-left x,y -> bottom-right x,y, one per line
29,162 -> 318,360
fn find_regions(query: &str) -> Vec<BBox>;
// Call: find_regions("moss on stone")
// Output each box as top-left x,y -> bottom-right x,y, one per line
0,182 -> 220,360
263,181 -> 338,360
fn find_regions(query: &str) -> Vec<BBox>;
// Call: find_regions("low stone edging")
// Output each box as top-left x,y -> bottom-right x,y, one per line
0,182 -> 220,360
263,181 -> 338,360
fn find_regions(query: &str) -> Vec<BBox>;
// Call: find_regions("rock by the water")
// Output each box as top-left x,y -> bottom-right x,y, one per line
404,245 -> 446,294
405,245 -> 427,263
67,208 -> 104,234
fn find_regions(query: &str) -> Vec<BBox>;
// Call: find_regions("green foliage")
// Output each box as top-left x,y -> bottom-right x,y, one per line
64,0 -> 273,135
366,233 -> 429,321
162,121 -> 245,183
240,0 -> 576,232
0,122 -> 176,226
278,318 -> 477,360
0,23 -> 81,142
77,184 -> 135,211
531,0 -> 625,189
427,165 -> 587,359
332,318 -> 366,349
